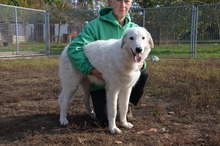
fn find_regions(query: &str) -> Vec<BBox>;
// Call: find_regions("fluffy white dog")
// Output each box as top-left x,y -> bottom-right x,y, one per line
58,27 -> 154,134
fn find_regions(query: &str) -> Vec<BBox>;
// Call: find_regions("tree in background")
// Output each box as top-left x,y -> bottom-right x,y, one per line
48,0 -> 73,43
135,0 -> 219,8
0,0 -> 219,9
0,0 -> 19,6
1,0 -> 219,44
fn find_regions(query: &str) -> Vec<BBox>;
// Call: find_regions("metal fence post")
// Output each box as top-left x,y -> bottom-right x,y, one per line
45,11 -> 50,55
142,8 -> 145,27
190,6 -> 198,59
14,7 -> 19,55
194,6 -> 198,59
190,6 -> 195,59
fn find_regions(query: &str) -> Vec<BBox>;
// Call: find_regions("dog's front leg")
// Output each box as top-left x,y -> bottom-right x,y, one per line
107,88 -> 121,134
118,88 -> 133,129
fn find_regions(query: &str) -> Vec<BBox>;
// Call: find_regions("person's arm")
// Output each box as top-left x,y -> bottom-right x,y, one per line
67,24 -> 96,75
91,67 -> 105,81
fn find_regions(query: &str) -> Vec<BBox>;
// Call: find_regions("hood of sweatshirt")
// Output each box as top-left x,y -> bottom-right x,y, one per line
98,7 -> 132,27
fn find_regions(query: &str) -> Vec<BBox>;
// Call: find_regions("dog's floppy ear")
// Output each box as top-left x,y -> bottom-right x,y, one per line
146,31 -> 154,48
148,33 -> 154,48
121,33 -> 127,49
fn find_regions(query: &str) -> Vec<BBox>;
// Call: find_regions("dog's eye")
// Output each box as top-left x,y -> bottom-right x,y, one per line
142,37 -> 145,40
130,37 -> 134,40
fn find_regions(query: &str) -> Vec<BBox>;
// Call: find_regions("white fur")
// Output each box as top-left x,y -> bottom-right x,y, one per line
58,27 -> 154,134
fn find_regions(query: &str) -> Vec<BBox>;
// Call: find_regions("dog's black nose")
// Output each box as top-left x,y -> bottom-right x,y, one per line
136,47 -> 142,53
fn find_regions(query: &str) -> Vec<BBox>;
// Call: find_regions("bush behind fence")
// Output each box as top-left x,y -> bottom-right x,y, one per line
0,4 -> 219,58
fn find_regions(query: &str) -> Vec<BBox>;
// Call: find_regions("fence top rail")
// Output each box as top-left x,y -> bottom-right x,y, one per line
135,4 -> 219,10
0,4 -> 46,13
49,9 -> 98,13
140,5 -> 193,10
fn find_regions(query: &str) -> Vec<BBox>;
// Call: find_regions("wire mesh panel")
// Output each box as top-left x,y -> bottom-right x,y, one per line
130,9 -> 144,27
0,4 -> 46,57
1,4 -> 220,58
196,4 -> 220,58
49,10 -> 98,55
0,5 -> 16,56
142,6 -> 193,59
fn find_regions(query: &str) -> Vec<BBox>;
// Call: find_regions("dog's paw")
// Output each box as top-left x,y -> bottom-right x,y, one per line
121,122 -> 133,129
59,118 -> 69,125
109,127 -> 122,134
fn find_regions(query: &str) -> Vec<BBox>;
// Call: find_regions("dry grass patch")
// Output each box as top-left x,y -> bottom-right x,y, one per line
0,57 -> 219,146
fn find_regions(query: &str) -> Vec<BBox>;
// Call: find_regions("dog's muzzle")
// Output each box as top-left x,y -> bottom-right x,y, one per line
131,47 -> 142,62
136,47 -> 142,53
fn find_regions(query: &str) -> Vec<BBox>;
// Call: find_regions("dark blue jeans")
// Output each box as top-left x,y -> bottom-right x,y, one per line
91,70 -> 148,123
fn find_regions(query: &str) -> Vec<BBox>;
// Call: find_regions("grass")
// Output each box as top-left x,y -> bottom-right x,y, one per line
0,57 -> 59,67
150,44 -> 191,58
196,44 -> 220,58
0,57 -> 219,145
146,59 -> 220,106
0,42 -> 67,55
1,57 -> 219,105
150,44 -> 220,58
1,42 -> 220,58
1,57 -> 219,107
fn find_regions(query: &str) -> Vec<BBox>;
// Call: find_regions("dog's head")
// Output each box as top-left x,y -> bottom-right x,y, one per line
121,27 -> 154,62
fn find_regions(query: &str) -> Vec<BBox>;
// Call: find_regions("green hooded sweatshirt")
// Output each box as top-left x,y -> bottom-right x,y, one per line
67,7 -> 147,91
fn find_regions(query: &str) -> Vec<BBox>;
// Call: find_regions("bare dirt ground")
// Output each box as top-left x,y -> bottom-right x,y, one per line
0,57 -> 219,146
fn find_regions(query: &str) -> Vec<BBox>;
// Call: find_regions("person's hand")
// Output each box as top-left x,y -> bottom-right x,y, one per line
137,61 -> 144,71
91,67 -> 105,81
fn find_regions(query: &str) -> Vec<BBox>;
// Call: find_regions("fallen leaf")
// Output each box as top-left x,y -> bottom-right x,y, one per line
115,141 -> 123,144
163,133 -> 169,139
161,127 -> 166,132
174,123 -> 180,126
137,130 -> 145,134
148,128 -> 158,133
141,104 -> 146,107
77,138 -> 85,145
168,111 -> 175,115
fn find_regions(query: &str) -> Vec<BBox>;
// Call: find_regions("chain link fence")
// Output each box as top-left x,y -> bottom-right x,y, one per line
0,4 -> 219,58
132,6 -> 193,58
0,4 -> 48,57
48,10 -> 97,54
196,4 -> 220,58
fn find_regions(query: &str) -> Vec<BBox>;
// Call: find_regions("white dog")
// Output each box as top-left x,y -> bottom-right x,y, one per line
58,27 -> 154,134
